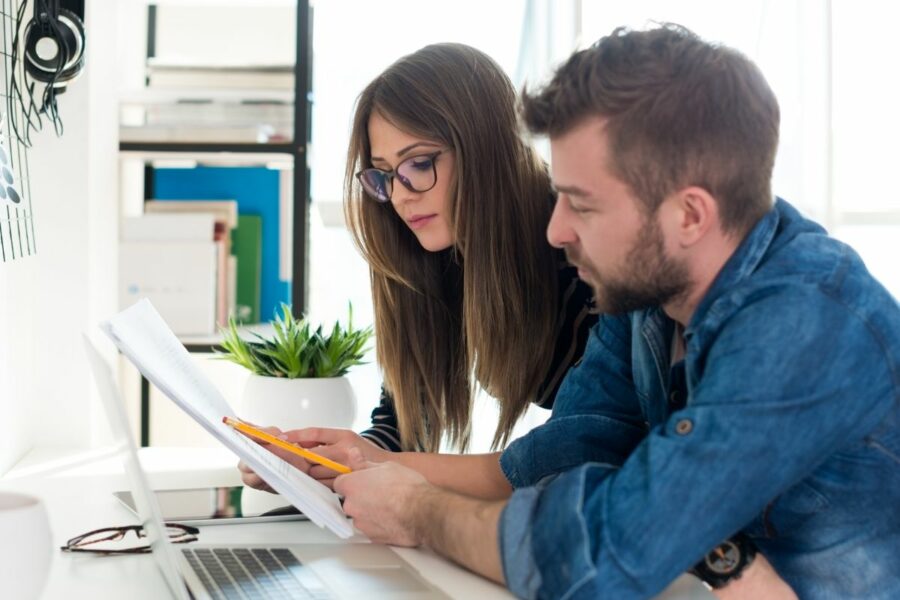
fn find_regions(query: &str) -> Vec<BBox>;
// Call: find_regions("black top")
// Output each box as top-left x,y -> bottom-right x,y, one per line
360,260 -> 598,451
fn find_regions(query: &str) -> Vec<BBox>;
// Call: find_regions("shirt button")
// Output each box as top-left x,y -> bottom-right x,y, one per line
669,391 -> 680,405
675,419 -> 693,435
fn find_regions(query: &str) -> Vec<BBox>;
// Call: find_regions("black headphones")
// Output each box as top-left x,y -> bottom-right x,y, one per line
22,0 -> 85,88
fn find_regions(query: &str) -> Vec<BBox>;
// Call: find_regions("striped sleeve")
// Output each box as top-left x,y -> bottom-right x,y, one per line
359,387 -> 403,452
534,262 -> 598,409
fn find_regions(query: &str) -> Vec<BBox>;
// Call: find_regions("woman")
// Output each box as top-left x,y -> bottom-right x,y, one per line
241,43 -> 595,498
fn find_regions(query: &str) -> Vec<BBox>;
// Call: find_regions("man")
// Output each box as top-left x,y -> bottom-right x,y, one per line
332,24 -> 900,599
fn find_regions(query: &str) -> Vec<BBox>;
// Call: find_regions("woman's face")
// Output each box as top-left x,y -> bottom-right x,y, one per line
366,111 -> 455,252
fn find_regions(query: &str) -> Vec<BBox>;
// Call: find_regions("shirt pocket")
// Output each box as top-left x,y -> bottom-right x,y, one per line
747,480 -> 830,539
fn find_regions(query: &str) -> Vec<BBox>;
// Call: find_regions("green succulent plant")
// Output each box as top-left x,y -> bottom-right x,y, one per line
217,303 -> 373,378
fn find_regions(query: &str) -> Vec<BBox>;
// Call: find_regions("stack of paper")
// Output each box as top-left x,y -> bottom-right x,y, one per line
101,298 -> 353,538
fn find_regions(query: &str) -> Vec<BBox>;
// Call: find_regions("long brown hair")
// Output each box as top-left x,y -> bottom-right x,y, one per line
522,24 -> 779,235
344,43 -> 558,451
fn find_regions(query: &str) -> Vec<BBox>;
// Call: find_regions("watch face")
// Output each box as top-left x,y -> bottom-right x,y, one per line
705,541 -> 741,574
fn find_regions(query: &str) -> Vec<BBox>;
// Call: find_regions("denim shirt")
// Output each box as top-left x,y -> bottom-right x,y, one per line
498,199 -> 900,599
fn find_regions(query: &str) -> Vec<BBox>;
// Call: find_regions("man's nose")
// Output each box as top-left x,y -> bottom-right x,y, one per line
547,197 -> 575,248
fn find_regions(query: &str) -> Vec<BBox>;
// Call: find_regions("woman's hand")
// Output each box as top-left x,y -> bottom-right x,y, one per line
280,428 -> 390,489
237,426 -> 390,491
236,425 -> 314,493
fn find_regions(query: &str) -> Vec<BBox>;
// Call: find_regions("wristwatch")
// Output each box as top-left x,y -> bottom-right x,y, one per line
690,534 -> 757,589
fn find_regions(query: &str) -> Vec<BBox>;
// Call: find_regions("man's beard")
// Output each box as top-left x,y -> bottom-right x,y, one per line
569,217 -> 691,315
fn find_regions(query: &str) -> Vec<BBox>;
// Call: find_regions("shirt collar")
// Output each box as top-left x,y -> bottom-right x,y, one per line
686,198 -> 783,334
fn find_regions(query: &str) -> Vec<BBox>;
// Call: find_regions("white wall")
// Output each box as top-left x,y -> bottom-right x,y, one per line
0,0 -> 120,473
0,260 -> 39,472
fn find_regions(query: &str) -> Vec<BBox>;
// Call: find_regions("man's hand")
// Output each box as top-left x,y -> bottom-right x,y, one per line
333,448 -> 431,547
714,553 -> 797,600
334,449 -> 506,583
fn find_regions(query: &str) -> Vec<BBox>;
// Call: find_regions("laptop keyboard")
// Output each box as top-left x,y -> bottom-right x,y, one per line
183,547 -> 332,600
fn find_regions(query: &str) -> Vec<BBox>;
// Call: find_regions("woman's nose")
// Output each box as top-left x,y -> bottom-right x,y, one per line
390,178 -> 417,207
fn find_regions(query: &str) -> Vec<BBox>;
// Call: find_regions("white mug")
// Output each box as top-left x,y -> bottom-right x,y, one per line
0,492 -> 53,600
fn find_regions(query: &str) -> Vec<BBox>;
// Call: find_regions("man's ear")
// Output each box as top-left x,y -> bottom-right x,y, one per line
667,186 -> 718,248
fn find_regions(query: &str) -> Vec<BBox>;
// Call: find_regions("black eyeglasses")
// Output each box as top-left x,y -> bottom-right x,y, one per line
355,150 -> 445,203
60,523 -> 199,555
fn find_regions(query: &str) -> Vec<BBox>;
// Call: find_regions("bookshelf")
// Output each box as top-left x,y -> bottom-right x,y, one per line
120,0 -> 313,446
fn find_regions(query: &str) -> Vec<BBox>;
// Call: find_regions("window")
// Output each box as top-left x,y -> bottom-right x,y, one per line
831,0 -> 900,293
579,0 -> 900,296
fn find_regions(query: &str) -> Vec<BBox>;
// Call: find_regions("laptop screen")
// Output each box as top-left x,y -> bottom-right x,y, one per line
83,336 -> 191,600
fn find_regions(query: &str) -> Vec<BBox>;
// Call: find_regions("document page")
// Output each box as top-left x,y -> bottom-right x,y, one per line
101,299 -> 354,538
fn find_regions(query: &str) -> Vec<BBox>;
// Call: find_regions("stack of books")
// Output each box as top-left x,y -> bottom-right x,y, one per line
152,167 -> 290,325
119,200 -> 262,336
118,62 -> 295,144
145,62 -> 294,90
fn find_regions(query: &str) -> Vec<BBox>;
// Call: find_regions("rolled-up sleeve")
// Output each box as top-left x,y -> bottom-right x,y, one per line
500,466 -> 635,598
498,291 -> 895,598
499,484 -> 544,596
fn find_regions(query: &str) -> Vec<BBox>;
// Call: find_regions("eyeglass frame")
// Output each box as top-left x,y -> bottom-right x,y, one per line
60,522 -> 200,555
355,150 -> 447,203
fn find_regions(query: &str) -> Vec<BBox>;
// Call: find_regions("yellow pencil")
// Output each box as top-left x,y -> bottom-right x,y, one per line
222,417 -> 351,475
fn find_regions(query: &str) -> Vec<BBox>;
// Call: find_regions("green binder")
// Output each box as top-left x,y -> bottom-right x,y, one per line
233,215 -> 262,323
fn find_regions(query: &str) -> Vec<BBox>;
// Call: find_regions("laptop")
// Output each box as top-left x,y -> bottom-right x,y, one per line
84,336 -> 449,600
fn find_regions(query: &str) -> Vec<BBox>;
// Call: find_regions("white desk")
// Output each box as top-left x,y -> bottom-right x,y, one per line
0,447 -> 710,600
0,447 -> 510,599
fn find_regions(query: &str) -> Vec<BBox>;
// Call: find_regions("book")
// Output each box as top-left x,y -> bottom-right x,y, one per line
121,213 -> 217,241
119,125 -> 280,144
119,242 -> 218,336
146,64 -> 294,91
278,169 -> 293,281
144,200 -> 238,231
100,298 -> 352,538
227,255 -> 238,326
233,214 -> 262,323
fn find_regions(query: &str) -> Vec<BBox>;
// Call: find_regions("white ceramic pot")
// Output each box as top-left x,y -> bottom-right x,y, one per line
239,375 -> 357,431
0,493 -> 52,600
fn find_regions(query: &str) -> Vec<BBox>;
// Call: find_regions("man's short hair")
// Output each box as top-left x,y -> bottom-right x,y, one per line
522,24 -> 780,234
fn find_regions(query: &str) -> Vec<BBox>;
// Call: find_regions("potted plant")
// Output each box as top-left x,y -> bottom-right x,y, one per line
217,304 -> 373,432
